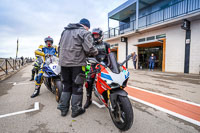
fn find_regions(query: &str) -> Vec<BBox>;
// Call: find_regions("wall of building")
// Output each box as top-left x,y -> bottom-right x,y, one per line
106,20 -> 200,74
164,24 -> 185,73
190,19 -> 200,74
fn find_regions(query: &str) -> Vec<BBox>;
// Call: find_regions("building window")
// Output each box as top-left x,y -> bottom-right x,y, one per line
111,44 -> 118,49
120,17 -> 130,31
138,38 -> 146,42
156,34 -> 166,39
147,36 -> 155,41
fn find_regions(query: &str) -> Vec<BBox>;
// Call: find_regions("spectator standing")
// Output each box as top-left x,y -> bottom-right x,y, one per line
132,52 -> 137,70
149,53 -> 156,71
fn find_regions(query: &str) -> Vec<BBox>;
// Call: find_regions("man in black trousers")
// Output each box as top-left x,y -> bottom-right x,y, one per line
58,18 -> 98,118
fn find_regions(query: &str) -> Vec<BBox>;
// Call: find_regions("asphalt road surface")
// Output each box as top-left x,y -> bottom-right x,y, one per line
0,65 -> 199,133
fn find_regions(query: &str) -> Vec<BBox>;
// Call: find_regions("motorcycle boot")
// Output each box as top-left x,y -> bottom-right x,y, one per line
30,69 -> 35,81
30,75 -> 34,81
57,92 -> 71,116
31,85 -> 41,98
71,94 -> 85,118
84,88 -> 92,109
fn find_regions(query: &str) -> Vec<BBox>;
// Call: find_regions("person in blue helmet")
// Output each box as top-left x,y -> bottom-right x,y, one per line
30,36 -> 58,98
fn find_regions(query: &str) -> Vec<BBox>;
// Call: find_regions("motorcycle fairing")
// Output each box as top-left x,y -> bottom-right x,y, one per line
96,73 -> 111,94
122,66 -> 129,80
43,64 -> 57,77
98,65 -> 130,87
49,63 -> 61,75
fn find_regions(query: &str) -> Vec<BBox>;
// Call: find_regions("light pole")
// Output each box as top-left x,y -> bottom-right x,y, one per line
121,37 -> 128,68
181,19 -> 191,74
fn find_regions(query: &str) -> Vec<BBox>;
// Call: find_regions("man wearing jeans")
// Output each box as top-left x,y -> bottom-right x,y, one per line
149,53 -> 156,71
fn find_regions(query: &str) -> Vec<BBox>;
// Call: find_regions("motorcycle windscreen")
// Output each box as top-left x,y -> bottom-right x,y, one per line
107,53 -> 120,74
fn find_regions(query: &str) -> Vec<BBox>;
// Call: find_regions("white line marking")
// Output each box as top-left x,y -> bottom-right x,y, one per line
128,85 -> 200,107
13,82 -> 33,86
0,102 -> 39,118
128,95 -> 200,126
92,100 -> 105,108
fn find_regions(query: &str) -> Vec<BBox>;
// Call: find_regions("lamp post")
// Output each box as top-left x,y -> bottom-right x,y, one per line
181,19 -> 191,74
121,37 -> 128,68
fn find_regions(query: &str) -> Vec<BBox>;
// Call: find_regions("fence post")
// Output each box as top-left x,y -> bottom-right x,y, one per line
15,59 -> 17,70
5,59 -> 8,75
13,59 -> 15,70
14,59 -> 16,70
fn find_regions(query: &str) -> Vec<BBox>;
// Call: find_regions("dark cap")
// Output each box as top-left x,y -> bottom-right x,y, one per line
79,18 -> 90,28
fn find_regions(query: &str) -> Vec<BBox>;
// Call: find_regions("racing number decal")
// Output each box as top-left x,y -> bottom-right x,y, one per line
53,65 -> 56,69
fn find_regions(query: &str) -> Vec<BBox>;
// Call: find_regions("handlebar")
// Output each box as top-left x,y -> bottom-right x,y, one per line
86,58 -> 107,68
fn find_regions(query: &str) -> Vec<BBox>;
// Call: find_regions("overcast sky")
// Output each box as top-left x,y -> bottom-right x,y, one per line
0,0 -> 125,58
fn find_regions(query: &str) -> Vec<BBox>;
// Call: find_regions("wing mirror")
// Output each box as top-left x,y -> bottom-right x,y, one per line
87,58 -> 99,64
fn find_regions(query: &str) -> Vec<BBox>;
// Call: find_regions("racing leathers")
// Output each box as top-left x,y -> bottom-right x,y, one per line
30,56 -> 43,81
84,41 -> 110,108
31,45 -> 58,98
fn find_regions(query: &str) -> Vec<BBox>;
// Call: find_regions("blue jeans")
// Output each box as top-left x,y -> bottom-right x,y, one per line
133,61 -> 137,69
149,62 -> 155,70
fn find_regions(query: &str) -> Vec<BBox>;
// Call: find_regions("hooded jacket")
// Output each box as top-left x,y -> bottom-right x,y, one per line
59,23 -> 98,67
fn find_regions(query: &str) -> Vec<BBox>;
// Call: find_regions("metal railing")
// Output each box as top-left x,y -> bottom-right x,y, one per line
0,58 -> 32,75
105,0 -> 200,39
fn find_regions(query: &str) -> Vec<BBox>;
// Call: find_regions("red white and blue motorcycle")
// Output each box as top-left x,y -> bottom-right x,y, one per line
87,53 -> 133,131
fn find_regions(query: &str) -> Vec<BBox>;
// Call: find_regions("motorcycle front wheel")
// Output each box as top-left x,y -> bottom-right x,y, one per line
109,96 -> 134,131
55,80 -> 63,102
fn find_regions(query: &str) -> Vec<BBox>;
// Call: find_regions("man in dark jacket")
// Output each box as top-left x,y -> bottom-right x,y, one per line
57,18 -> 98,118
84,28 -> 110,109
149,53 -> 156,71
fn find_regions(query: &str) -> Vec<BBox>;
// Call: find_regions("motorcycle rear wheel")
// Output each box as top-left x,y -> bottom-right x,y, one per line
109,96 -> 133,131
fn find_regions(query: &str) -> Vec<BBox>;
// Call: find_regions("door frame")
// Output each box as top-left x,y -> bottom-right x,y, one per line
160,38 -> 166,72
136,39 -> 166,71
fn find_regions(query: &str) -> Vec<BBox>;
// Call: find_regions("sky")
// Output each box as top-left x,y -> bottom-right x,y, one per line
0,0 -> 125,58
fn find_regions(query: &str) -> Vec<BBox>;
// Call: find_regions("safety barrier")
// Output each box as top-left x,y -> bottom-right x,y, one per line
0,58 -> 32,75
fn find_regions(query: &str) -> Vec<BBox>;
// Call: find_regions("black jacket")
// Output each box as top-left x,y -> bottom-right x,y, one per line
93,41 -> 110,63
